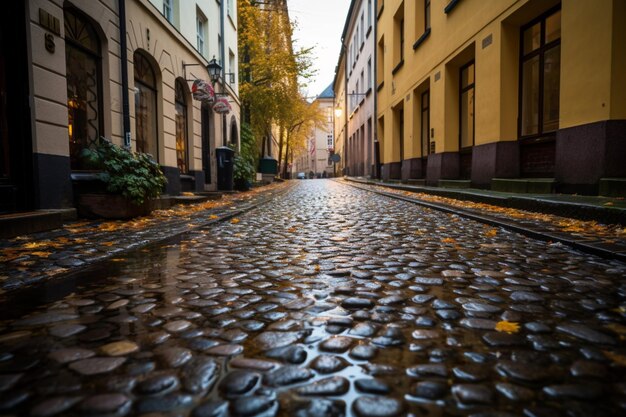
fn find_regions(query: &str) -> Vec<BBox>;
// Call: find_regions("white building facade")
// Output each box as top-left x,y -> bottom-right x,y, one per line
342,0 -> 376,177
0,0 -> 239,215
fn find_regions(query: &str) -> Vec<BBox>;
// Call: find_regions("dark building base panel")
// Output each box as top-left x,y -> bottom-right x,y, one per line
34,153 -> 73,209
471,141 -> 519,188
381,163 -> 401,181
426,152 -> 459,186
556,119 -> 626,194
401,158 -> 425,181
161,166 -> 181,196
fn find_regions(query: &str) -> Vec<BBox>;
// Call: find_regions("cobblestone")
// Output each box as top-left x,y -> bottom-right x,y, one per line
0,180 -> 624,416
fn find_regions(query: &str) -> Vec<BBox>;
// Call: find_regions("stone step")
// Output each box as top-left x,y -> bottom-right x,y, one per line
170,195 -> 211,205
492,178 -> 555,194
195,191 -> 225,200
599,178 -> 626,197
405,179 -> 426,186
0,209 -> 76,239
438,179 -> 471,189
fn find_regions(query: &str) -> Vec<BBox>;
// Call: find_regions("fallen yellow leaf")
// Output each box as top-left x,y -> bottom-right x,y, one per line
495,320 -> 520,334
288,227 -> 297,233
30,251 -> 52,258
101,242 -> 115,247
209,214 -> 218,219
604,350 -> 626,367
604,202 -> 614,206
441,238 -> 456,244
230,218 -> 240,224
484,228 -> 498,237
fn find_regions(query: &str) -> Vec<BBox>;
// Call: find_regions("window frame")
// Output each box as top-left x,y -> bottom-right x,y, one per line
517,5 -> 561,142
133,51 -> 159,161
459,60 -> 475,151
421,89 -> 430,158
196,11 -> 207,56
163,0 -> 173,22
64,7 -> 104,170
174,78 -> 189,174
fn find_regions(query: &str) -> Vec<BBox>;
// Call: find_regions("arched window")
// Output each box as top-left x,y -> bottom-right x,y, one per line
174,79 -> 188,173
65,7 -> 102,169
134,51 -> 159,160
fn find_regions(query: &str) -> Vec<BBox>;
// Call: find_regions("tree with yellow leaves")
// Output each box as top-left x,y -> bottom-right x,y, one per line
238,0 -> 319,166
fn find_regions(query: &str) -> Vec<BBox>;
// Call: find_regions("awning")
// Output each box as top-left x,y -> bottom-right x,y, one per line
213,97 -> 232,114
191,79 -> 215,103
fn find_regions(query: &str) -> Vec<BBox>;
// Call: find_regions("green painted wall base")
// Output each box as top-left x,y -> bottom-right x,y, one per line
492,178 -> 555,194
599,178 -> 626,197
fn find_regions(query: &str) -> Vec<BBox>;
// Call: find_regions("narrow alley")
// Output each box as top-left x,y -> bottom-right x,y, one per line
0,180 -> 625,417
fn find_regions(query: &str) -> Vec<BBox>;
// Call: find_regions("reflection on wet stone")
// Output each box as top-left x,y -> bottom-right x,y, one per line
0,180 -> 624,416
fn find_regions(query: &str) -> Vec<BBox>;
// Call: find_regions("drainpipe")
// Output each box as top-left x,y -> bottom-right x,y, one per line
373,0 -> 380,179
220,0 -> 227,147
118,0 -> 131,149
344,41 -> 348,177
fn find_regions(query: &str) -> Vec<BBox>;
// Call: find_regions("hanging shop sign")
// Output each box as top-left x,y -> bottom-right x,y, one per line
191,79 -> 215,103
212,97 -> 232,114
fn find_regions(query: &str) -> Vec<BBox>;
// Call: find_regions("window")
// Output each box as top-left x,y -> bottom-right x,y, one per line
368,0 -> 372,28
421,90 -> 430,157
227,0 -> 233,16
218,34 -> 222,65
134,51 -> 159,160
229,50 -> 236,85
393,3 -> 405,67
400,18 -> 404,61
367,57 -> 372,90
459,61 -> 475,149
174,79 -> 188,173
360,12 -> 365,45
163,0 -> 173,22
65,7 -> 102,169
327,134 -> 333,149
196,11 -> 207,56
360,70 -> 365,96
519,8 -> 561,138
377,36 -> 385,86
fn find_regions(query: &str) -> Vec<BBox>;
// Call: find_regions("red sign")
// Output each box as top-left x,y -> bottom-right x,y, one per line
213,97 -> 232,114
191,79 -> 215,103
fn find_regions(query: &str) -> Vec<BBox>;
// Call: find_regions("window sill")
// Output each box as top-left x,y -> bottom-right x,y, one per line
366,26 -> 372,38
377,81 -> 385,92
392,59 -> 404,75
180,174 -> 195,180
444,0 -> 461,14
413,28 -> 431,50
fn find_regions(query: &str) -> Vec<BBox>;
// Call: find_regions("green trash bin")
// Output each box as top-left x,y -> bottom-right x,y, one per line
258,158 -> 278,175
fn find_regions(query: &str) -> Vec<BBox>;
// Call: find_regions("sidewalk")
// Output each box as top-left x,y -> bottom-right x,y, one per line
344,178 -> 626,263
0,182 -> 291,293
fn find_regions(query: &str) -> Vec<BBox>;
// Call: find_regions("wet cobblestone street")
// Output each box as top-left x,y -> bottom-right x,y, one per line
1,179 -> 625,417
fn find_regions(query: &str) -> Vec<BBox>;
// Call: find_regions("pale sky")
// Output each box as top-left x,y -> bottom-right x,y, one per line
287,0 -> 352,99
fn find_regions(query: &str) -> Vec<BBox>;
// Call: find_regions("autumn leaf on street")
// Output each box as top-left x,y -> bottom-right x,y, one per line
231,218 -> 240,224
441,238 -> 456,244
495,320 -> 520,334
209,215 -> 218,219
484,228 -> 498,237
604,350 -> 626,367
288,227 -> 297,233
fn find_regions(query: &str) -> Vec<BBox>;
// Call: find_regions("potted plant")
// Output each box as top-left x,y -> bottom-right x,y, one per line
77,138 -> 167,218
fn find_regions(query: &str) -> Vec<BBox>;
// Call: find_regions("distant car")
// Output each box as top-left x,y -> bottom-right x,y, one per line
296,172 -> 306,179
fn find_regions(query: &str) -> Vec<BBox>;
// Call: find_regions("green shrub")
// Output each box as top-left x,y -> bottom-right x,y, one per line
232,123 -> 257,185
80,138 -> 167,205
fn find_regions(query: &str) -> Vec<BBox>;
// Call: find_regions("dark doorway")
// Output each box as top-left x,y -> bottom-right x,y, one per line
0,2 -> 33,213
201,102 -> 212,185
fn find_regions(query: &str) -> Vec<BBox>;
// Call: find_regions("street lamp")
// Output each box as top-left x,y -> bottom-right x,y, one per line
207,56 -> 222,84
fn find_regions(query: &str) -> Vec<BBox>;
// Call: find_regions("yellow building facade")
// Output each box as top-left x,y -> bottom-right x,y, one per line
376,0 -> 626,194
